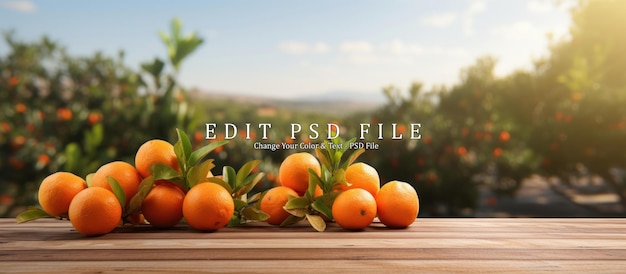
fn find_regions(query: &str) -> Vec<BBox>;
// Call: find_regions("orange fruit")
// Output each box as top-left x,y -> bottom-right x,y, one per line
183,182 -> 234,231
135,139 -> 179,178
278,152 -> 321,196
260,186 -> 299,225
38,172 -> 86,217
69,187 -> 122,236
376,181 -> 419,228
332,188 -> 377,230
342,162 -> 380,198
142,182 -> 185,228
92,161 -> 142,206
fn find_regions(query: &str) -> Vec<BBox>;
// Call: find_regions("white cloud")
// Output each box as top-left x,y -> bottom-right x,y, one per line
340,39 -> 467,66
277,41 -> 330,55
527,0 -> 553,13
381,39 -> 424,55
380,39 -> 467,56
463,0 -> 486,36
339,41 -> 373,53
491,21 -> 540,41
0,0 -> 36,12
346,54 -> 413,65
420,12 -> 457,28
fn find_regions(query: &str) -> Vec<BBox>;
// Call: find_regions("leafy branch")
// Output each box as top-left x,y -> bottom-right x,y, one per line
207,160 -> 269,226
282,138 -> 365,232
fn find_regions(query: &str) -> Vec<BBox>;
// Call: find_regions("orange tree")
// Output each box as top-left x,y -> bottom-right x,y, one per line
0,19 -> 202,217
344,75 -> 539,216
524,0 -> 626,210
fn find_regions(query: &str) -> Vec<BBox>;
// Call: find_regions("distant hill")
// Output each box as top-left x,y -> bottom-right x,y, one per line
188,89 -> 385,116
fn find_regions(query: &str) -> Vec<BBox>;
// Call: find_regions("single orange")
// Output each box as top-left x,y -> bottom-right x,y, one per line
342,162 -> 380,198
278,152 -> 321,196
332,188 -> 377,230
38,172 -> 86,217
183,182 -> 234,231
142,182 -> 185,228
135,139 -> 179,178
260,186 -> 299,225
376,181 -> 419,228
69,187 -> 122,236
92,161 -> 142,206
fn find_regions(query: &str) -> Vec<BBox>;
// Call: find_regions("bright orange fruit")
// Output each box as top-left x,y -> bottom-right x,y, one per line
183,183 -> 234,231
332,188 -> 377,230
376,181 -> 419,228
142,182 -> 185,228
342,162 -> 380,198
92,161 -> 142,206
278,152 -> 321,196
260,186 -> 299,225
69,187 -> 122,236
135,139 -> 179,178
38,172 -> 86,217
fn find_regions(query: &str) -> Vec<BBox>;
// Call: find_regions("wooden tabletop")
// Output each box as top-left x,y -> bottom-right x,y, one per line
1,218 -> 626,273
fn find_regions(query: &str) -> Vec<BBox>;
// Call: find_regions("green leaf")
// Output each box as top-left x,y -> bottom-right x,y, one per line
151,163 -> 181,181
227,215 -> 240,227
242,207 -> 270,222
280,214 -> 305,227
247,192 -> 263,204
233,198 -> 248,212
284,196 -> 309,210
314,147 -> 331,170
306,169 -> 321,200
285,208 -> 307,218
174,129 -> 192,171
85,173 -> 95,188
63,143 -> 81,172
187,159 -> 214,188
306,214 -> 326,232
107,176 -> 126,209
234,172 -> 264,198
206,177 -> 233,193
16,207 -> 52,223
140,58 -> 165,78
341,137 -> 356,154
236,160 -> 260,186
331,168 -> 347,189
85,124 -> 103,154
223,166 -> 237,190
342,148 -> 365,170
127,176 -> 155,216
188,140 -> 228,167
311,192 -> 339,220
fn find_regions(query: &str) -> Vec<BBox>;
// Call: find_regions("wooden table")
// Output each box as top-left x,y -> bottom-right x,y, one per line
1,218 -> 626,273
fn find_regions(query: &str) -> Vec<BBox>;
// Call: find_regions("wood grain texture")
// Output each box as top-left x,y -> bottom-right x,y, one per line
1,218 -> 626,273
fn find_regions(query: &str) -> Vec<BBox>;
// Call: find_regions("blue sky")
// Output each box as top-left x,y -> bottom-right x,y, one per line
1,0 -> 575,100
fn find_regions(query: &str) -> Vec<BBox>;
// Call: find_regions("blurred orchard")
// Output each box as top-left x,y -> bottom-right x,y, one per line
2,0 -> 626,217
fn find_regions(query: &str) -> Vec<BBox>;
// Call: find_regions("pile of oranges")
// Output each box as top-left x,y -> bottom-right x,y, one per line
31,137 -> 419,236
264,152 -> 419,230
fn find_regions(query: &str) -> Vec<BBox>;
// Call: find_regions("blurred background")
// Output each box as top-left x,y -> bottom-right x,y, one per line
2,0 -> 626,217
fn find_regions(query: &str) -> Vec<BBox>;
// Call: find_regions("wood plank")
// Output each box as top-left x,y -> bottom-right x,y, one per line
2,218 -> 626,273
3,248 -> 626,261
3,260 -> 626,273
4,237 -> 626,250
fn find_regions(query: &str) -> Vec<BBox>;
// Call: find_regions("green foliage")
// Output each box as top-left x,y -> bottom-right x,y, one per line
0,19 -> 203,217
159,18 -> 204,72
